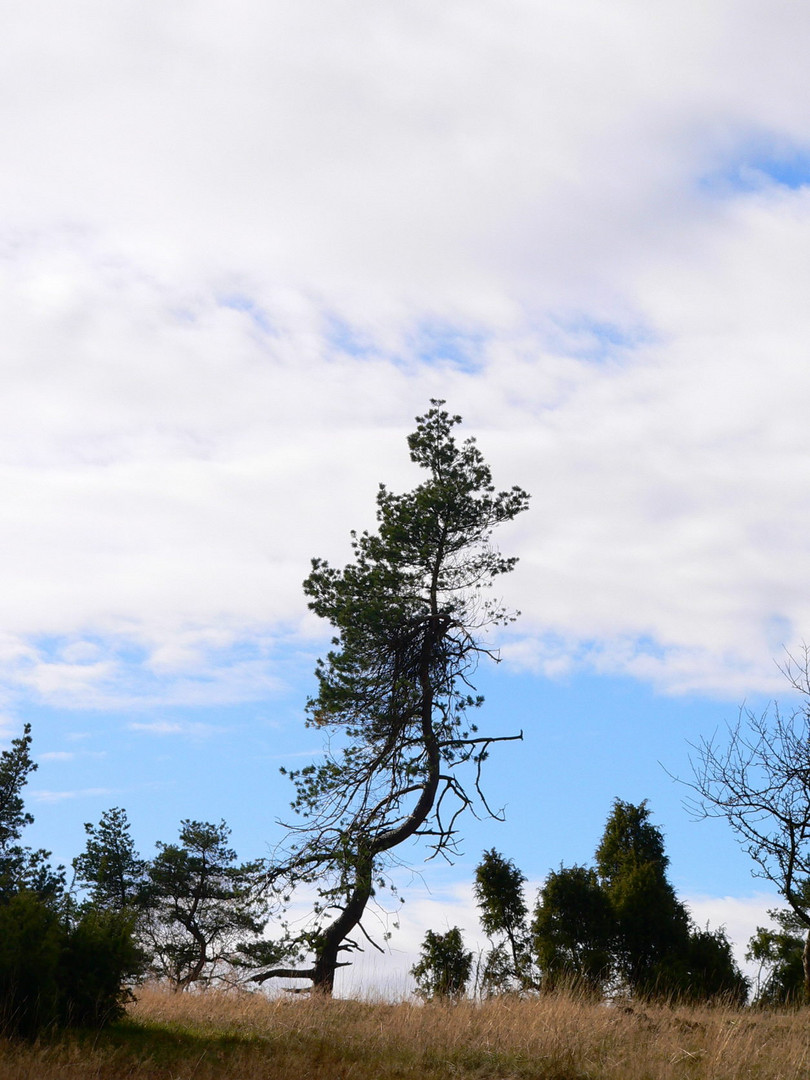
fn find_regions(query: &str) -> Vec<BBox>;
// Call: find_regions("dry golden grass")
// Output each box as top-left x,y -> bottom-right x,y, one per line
0,985 -> 808,1079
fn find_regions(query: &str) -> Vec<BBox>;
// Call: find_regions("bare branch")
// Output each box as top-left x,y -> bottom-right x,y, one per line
685,645 -> 810,998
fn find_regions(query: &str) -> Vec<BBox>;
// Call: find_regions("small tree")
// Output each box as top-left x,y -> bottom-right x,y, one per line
73,807 -> 146,911
476,942 -> 516,997
0,728 -> 140,1035
59,906 -> 143,1027
747,904 -> 807,1005
0,724 -> 63,903
411,927 -> 473,1000
474,848 -> 532,992
532,865 -> 615,992
681,925 -> 748,1005
688,647 -> 810,1001
254,402 -> 529,994
0,724 -> 35,850
142,819 -> 269,991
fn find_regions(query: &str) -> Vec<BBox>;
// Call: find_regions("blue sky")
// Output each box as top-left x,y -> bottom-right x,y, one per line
5,0 -> 810,991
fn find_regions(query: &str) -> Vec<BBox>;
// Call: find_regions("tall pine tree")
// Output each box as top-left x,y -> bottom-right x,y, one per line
255,402 -> 529,993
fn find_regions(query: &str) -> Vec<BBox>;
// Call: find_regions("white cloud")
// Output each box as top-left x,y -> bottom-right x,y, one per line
0,1 -> 807,702
3,1 -> 810,324
30,786 -> 117,804
39,749 -> 107,761
684,892 -> 781,984
127,720 -> 226,738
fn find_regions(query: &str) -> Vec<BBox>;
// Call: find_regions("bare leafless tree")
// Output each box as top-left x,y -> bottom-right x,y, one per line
688,645 -> 810,999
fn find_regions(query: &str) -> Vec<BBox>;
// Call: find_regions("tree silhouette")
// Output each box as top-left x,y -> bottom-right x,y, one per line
474,848 -> 533,991
689,648 -> 810,1000
254,402 -> 529,993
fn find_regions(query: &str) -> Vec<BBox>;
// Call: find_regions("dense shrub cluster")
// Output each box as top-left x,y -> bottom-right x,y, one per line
0,726 -> 145,1036
0,724 -> 275,1036
0,892 -> 141,1036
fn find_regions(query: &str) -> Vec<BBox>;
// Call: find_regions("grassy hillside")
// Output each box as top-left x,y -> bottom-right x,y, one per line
0,985 -> 808,1079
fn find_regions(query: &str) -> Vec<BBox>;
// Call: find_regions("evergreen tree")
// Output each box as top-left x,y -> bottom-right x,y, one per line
254,402 -> 529,994
474,848 -> 532,991
73,807 -> 145,911
681,925 -> 748,1004
531,800 -> 748,1001
0,728 -> 140,1035
142,819 -> 269,990
0,723 -> 63,902
0,724 -> 35,848
411,927 -> 473,1000
532,865 -> 615,992
594,799 -> 691,995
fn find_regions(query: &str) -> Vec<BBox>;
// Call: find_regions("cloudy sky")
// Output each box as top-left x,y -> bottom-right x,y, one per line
5,0 -> 810,990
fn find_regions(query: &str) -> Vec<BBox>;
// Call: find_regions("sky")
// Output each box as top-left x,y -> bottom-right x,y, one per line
4,0 -> 810,993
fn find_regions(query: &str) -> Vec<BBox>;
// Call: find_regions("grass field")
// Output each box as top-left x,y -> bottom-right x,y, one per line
0,985 -> 808,1079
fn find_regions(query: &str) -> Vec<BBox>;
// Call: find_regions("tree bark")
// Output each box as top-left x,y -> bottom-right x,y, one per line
310,850 -> 374,993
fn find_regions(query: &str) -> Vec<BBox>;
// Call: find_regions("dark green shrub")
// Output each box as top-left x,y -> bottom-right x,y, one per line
411,927 -> 473,1000
60,907 -> 143,1027
0,728 -> 143,1036
0,892 -> 143,1036
0,891 -> 63,1037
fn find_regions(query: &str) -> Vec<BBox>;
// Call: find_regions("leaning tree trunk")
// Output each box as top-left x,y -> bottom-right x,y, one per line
310,851 -> 375,993
803,928 -> 810,1004
308,723 -> 442,994
252,736 -> 442,995
253,629 -> 444,996
305,617 -> 445,994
